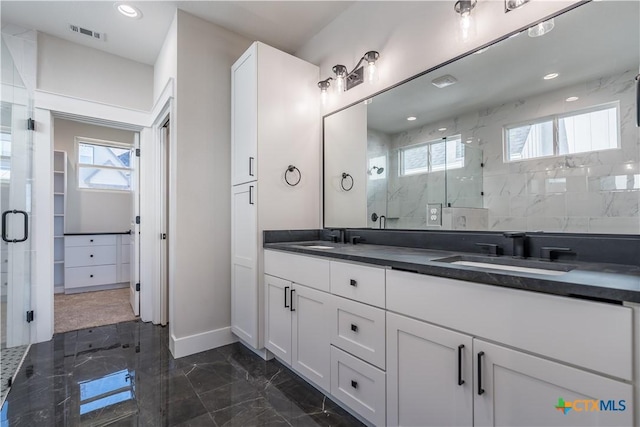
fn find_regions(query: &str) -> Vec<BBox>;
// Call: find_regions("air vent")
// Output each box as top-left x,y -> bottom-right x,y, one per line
431,75 -> 458,89
69,24 -> 106,41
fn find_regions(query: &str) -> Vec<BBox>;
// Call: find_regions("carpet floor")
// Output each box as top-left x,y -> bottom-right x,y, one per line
54,288 -> 137,334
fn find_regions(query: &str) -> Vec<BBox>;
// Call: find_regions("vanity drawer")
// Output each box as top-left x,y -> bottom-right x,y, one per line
330,261 -> 385,308
65,235 -> 117,247
387,269 -> 633,381
330,346 -> 386,427
264,250 -> 330,292
331,296 -> 386,369
65,245 -> 117,267
65,265 -> 117,289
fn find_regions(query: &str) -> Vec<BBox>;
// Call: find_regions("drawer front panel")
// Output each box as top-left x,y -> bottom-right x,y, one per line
330,346 -> 386,426
65,245 -> 117,267
65,235 -> 117,247
65,265 -> 117,288
387,269 -> 633,381
330,261 -> 385,308
331,296 -> 386,369
264,250 -> 330,292
120,244 -> 131,264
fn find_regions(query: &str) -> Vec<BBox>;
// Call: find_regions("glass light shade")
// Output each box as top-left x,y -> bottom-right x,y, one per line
528,19 -> 555,37
367,61 -> 379,84
335,75 -> 345,95
320,89 -> 328,105
458,13 -> 476,42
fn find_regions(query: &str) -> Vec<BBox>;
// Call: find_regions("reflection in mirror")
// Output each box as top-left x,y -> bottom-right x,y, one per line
324,0 -> 640,234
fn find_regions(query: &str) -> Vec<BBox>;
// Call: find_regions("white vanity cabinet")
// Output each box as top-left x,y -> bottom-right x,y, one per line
230,42 -> 320,350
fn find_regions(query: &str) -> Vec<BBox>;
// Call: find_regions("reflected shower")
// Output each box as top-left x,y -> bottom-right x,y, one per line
368,166 -> 384,175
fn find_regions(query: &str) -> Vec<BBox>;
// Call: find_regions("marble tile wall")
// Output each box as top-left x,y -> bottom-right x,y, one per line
365,68 -> 639,233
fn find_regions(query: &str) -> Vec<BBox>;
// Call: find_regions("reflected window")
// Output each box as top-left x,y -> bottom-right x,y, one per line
399,135 -> 463,176
505,103 -> 619,162
77,138 -> 133,191
79,369 -> 135,416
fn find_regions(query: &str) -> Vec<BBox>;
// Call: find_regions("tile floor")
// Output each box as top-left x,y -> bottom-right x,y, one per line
1,320 -> 364,426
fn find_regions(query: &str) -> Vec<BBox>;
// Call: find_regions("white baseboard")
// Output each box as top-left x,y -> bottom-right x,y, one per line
170,326 -> 238,359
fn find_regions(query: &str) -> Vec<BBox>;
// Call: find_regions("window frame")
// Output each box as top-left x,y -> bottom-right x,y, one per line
75,137 -> 133,193
399,135 -> 464,177
503,102 -> 620,163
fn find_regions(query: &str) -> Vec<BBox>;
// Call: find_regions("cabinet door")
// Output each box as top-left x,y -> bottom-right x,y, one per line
231,44 -> 258,185
387,312 -> 473,427
291,284 -> 331,392
231,182 -> 258,347
264,274 -> 292,365
474,339 -> 633,427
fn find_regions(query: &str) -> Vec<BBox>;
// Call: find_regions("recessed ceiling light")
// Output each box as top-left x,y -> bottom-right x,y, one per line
543,73 -> 559,80
407,116 -> 417,121
565,96 -> 579,102
438,127 -> 447,131
116,3 -> 142,19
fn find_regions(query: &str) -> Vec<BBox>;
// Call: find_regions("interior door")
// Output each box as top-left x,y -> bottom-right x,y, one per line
129,133 -> 140,316
1,68 -> 33,349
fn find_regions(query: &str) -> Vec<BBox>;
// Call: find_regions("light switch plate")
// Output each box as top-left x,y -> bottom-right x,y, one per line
427,203 -> 442,226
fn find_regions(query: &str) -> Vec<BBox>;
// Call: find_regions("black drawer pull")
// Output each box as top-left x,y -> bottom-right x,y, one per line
90,254 -> 94,258
477,351 -> 485,395
458,344 -> 465,386
351,324 -> 358,333
350,279 -> 357,287
90,274 -> 94,278
90,239 -> 94,242
351,380 -> 358,389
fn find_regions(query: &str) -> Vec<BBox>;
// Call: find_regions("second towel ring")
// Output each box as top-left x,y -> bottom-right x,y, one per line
341,173 -> 354,191
285,165 -> 301,186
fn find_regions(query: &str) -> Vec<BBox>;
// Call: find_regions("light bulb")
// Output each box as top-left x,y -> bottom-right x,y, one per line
459,12 -> 476,43
321,89 -> 328,105
367,61 -> 378,84
335,75 -> 345,95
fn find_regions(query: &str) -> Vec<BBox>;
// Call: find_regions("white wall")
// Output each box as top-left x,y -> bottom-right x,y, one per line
170,10 -> 251,350
53,118 -> 134,233
153,13 -> 177,102
296,0 -> 580,115
38,33 -> 153,111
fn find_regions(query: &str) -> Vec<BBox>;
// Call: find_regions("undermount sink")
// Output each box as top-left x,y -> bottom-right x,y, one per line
293,242 -> 335,250
433,255 -> 575,276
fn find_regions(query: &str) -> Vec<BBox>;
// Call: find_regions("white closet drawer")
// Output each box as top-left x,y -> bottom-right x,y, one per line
120,244 -> 131,264
331,296 -> 386,369
65,245 -> 117,267
65,235 -> 117,247
330,346 -> 386,427
330,261 -> 385,308
65,265 -> 117,288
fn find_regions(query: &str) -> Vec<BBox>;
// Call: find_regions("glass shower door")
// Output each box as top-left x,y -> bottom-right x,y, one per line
1,37 -> 33,402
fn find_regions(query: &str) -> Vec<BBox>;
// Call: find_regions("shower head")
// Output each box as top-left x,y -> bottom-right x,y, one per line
373,166 -> 384,174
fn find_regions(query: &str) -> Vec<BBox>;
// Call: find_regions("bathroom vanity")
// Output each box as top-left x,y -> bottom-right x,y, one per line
262,230 -> 639,427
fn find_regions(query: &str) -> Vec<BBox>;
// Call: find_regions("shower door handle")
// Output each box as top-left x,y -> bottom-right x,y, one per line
2,210 -> 29,243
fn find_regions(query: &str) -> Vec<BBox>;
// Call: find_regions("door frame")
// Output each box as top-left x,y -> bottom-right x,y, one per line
32,85 -> 173,343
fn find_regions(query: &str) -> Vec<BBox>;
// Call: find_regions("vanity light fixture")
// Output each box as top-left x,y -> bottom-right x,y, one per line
528,19 -> 555,37
407,116 -> 417,121
455,0 -> 477,42
543,73 -> 559,80
505,0 -> 530,12
115,3 -> 142,19
566,96 -> 579,102
317,51 -> 380,98
318,79 -> 331,105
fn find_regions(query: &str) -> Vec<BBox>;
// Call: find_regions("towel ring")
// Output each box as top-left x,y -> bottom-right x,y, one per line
341,173 -> 354,191
285,165 -> 301,186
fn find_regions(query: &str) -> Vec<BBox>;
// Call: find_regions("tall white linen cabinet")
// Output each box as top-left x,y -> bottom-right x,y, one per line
231,42 -> 320,349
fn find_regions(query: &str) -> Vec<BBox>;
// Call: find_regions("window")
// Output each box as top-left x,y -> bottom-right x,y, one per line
77,139 -> 132,191
505,103 -> 619,162
399,136 -> 464,176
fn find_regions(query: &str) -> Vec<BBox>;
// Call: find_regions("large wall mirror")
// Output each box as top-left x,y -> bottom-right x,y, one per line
323,1 -> 639,234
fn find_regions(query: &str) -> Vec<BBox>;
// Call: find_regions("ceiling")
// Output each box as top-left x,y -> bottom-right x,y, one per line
0,1 -> 355,65
366,0 -> 640,134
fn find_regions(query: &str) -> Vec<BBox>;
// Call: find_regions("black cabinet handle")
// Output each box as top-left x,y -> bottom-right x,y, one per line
458,344 -> 465,386
284,286 -> 289,308
249,186 -> 254,205
90,254 -> 94,258
90,239 -> 94,242
351,380 -> 358,389
351,324 -> 358,333
290,289 -> 295,312
90,274 -> 94,278
350,279 -> 357,287
249,157 -> 255,177
477,351 -> 485,395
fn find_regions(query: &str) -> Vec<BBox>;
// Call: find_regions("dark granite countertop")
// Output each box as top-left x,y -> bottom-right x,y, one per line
64,231 -> 131,236
264,240 -> 640,304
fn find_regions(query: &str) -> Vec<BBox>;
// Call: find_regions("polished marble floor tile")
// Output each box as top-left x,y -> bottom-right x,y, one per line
1,320 -> 364,427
